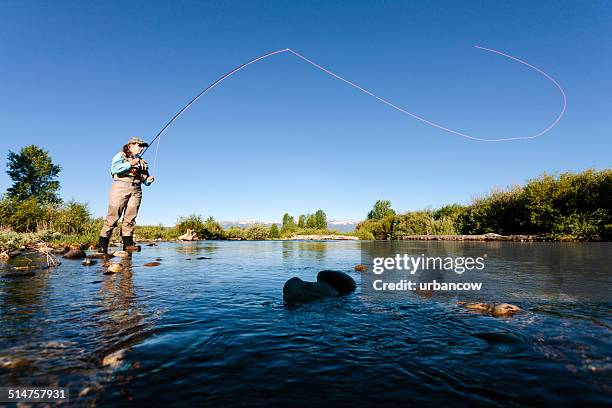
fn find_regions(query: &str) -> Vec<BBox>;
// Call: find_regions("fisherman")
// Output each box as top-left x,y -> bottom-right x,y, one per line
97,137 -> 155,254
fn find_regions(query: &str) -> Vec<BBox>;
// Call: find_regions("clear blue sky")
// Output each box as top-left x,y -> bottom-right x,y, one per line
0,0 -> 610,225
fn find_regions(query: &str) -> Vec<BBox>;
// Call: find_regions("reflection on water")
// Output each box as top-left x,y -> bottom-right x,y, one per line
0,241 -> 610,406
97,258 -> 148,352
282,241 -> 328,262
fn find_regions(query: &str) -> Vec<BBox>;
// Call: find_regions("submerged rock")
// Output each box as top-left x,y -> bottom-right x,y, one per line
102,349 -> 126,368
52,246 -> 70,255
462,302 -> 491,312
354,264 -> 368,272
317,270 -> 357,294
143,262 -> 161,267
0,355 -> 29,369
63,247 -> 86,259
458,301 -> 522,317
107,263 -> 122,273
78,384 -> 102,397
88,253 -> 113,259
283,277 -> 338,304
492,303 -> 522,317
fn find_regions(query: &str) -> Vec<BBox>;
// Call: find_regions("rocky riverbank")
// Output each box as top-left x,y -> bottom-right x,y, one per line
280,234 -> 359,241
400,233 -> 541,241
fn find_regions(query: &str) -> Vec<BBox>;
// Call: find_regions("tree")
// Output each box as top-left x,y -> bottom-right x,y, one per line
176,214 -> 204,233
201,216 -> 224,239
367,200 -> 395,220
6,145 -> 61,204
281,213 -> 296,233
244,224 -> 269,240
305,214 -> 316,228
297,214 -> 305,228
269,223 -> 280,238
314,209 -> 327,229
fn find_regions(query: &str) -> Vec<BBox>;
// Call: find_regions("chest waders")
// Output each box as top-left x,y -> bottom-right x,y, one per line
97,154 -> 149,253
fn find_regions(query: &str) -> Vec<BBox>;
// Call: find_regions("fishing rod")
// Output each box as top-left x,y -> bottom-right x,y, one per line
141,45 -> 567,173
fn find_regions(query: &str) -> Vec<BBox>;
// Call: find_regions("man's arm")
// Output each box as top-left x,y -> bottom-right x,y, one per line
140,161 -> 154,186
110,152 -> 131,175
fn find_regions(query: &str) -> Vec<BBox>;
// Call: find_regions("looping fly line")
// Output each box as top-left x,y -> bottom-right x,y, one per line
143,45 -> 567,174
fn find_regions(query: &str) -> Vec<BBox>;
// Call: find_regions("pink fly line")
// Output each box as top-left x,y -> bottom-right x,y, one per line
146,45 -> 567,173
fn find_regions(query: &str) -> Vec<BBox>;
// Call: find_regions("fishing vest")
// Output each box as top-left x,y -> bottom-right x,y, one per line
112,152 -> 149,184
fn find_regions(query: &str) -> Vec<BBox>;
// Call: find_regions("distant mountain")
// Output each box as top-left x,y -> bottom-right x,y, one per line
327,220 -> 359,232
219,219 -> 359,233
219,219 -> 278,229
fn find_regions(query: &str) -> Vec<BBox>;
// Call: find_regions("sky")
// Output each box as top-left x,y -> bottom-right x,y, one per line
0,0 -> 610,225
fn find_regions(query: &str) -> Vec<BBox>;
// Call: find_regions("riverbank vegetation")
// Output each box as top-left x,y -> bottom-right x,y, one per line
0,144 -> 610,255
356,169 -> 611,241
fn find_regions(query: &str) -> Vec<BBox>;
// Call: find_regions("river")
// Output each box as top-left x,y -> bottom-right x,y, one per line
0,241 -> 610,406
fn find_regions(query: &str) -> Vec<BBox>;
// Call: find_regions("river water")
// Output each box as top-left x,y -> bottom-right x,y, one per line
0,241 -> 610,407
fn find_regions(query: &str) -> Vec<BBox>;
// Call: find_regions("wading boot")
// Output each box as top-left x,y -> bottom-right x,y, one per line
97,236 -> 110,254
122,236 -> 141,252
86,236 -> 111,259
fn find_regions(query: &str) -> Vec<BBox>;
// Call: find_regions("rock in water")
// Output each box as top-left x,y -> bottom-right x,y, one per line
492,303 -> 521,317
178,229 -> 198,241
317,270 -> 356,294
107,263 -> 122,273
63,247 -> 86,259
113,251 -> 130,258
354,264 -> 368,272
143,262 -> 161,267
463,302 -> 492,312
283,277 -> 338,304
458,301 -> 522,317
82,259 -> 97,266
88,253 -> 113,259
102,349 -> 126,368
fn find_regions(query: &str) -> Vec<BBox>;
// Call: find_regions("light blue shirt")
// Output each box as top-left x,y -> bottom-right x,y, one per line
110,152 -> 151,186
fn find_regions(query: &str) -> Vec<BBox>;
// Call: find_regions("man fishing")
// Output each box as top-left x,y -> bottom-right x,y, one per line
97,137 -> 155,254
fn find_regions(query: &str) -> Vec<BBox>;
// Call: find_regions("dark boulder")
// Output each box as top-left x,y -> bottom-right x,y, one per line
283,277 -> 338,304
63,248 -> 86,259
317,270 -> 356,295
88,253 -> 113,259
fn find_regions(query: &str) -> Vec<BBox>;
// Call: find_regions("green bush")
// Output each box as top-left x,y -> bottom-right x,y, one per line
269,224 -> 280,239
457,169 -> 611,240
0,196 -> 45,232
225,226 -> 244,240
176,214 -> 205,233
243,224 -> 269,240
135,224 -> 179,240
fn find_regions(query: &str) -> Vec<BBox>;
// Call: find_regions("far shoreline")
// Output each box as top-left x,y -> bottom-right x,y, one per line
141,233 -> 564,243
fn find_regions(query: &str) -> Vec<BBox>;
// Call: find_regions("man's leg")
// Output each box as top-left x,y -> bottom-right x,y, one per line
121,186 -> 142,249
99,182 -> 131,252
